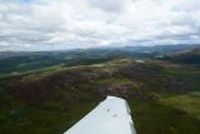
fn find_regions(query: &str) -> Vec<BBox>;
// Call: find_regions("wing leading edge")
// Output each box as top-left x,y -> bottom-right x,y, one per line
64,96 -> 136,134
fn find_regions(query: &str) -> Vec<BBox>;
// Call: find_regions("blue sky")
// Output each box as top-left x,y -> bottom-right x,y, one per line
0,0 -> 200,51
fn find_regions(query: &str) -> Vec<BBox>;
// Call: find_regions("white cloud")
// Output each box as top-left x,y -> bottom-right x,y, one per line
88,0 -> 129,13
0,0 -> 200,51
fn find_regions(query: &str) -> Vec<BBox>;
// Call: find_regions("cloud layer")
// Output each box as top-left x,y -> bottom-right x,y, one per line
0,0 -> 200,51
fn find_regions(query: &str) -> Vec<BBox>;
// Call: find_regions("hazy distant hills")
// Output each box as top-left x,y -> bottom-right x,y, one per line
0,44 -> 199,77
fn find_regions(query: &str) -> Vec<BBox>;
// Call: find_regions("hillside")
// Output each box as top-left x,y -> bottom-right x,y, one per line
159,48 -> 200,65
0,58 -> 199,134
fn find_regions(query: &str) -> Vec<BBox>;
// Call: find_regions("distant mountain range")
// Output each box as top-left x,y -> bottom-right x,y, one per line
0,44 -> 199,76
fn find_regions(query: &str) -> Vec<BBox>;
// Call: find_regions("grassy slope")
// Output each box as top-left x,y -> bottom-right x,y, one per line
0,59 -> 199,134
160,48 -> 200,65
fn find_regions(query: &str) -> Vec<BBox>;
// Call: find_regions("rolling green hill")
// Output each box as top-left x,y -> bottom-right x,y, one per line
0,58 -> 199,134
159,48 -> 200,65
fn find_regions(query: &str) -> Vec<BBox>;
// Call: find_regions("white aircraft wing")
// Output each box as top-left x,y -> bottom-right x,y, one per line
64,96 -> 136,134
